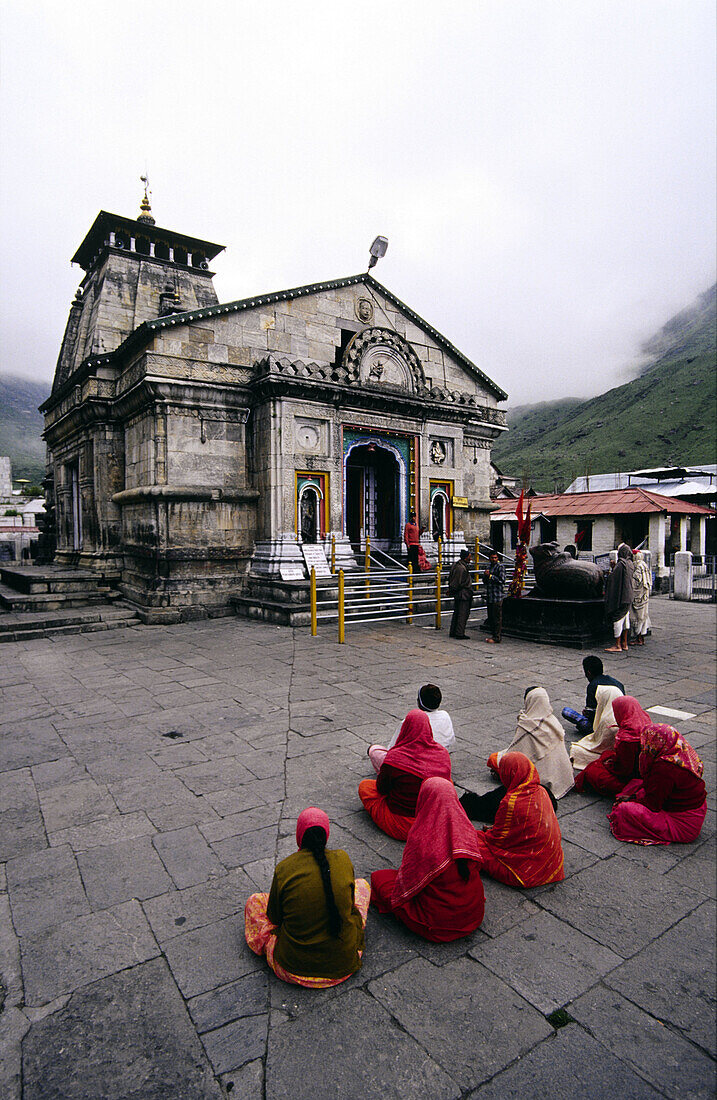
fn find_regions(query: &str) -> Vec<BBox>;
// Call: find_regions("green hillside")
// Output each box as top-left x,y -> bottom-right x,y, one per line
493,288 -> 717,491
0,375 -> 50,486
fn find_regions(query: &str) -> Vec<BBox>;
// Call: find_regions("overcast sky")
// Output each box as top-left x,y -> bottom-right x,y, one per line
1,0 -> 715,405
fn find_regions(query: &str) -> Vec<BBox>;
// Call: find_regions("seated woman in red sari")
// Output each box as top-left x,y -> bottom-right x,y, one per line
245,807 -> 370,987
474,752 -> 565,888
371,777 -> 485,941
358,709 -> 451,840
574,695 -> 651,796
609,725 -> 706,846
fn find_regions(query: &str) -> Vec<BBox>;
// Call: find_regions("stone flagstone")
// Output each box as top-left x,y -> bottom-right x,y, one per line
0,597 -> 712,1098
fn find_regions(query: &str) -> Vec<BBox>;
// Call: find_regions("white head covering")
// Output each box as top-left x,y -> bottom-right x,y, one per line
570,683 -> 622,771
506,687 -> 574,798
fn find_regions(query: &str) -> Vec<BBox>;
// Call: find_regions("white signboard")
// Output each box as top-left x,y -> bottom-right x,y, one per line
280,564 -> 306,581
301,545 -> 332,577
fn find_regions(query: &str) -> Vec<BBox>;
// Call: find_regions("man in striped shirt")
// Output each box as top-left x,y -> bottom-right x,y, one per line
483,551 -> 506,644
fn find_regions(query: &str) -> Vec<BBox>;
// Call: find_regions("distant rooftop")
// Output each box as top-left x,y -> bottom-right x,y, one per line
491,486 -> 716,522
566,466 -> 717,498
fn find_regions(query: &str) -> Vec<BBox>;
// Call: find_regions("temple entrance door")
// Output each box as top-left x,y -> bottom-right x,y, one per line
346,445 -> 399,548
299,487 -> 319,543
346,467 -> 364,544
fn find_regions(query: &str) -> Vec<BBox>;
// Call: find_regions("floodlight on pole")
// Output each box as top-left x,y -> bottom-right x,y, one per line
367,236 -> 388,271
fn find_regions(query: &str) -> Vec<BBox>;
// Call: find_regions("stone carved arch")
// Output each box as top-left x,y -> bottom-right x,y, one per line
343,327 -> 426,393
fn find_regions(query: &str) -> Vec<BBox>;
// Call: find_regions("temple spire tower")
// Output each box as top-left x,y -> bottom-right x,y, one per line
51,194 -> 224,391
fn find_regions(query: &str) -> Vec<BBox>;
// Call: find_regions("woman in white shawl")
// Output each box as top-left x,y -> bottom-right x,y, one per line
569,683 -> 622,771
459,687 -> 573,821
498,687 -> 574,799
630,551 -> 651,646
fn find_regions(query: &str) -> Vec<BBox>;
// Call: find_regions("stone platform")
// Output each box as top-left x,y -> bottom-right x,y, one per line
496,593 -> 610,648
0,596 -> 714,1098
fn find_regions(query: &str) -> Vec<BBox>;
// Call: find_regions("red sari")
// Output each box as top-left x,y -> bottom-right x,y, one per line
371,777 -> 485,941
359,710 -> 452,840
475,752 -> 565,888
574,696 -> 650,796
609,725 -> 706,846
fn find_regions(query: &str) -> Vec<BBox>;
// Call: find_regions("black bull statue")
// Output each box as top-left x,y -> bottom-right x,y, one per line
529,542 -> 604,599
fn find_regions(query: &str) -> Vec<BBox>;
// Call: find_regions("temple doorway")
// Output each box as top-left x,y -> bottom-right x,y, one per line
345,444 -> 400,548
299,487 -> 319,543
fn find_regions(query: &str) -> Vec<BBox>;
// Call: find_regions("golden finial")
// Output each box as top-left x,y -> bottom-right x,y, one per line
138,174 -> 155,224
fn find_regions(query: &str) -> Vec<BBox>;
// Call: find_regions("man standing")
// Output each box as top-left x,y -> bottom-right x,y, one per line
448,549 -> 473,639
403,510 -> 420,573
604,543 -> 635,653
483,550 -> 506,644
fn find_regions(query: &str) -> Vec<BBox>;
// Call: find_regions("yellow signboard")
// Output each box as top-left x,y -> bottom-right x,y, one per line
452,496 -> 468,508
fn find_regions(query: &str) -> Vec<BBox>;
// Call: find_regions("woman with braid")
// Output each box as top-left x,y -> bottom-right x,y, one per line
244,807 -> 370,987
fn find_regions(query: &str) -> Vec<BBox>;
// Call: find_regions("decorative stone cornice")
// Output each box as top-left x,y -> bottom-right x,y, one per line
112,485 -> 259,505
252,355 -> 507,429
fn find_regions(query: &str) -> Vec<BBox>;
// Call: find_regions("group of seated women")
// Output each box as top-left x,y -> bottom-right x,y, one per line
245,676 -> 706,988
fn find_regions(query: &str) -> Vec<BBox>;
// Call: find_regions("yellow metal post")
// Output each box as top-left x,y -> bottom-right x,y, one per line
435,565 -> 441,628
474,535 -> 480,569
331,534 -> 336,574
338,569 -> 345,643
438,537 -> 442,568
407,563 -> 413,624
310,567 -> 317,636
365,537 -> 371,599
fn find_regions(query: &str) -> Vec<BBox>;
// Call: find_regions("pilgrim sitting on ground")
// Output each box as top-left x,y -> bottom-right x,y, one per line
467,752 -> 565,888
562,655 -> 625,736
245,807 -> 369,987
359,709 -> 452,840
609,725 -> 707,846
368,683 -> 455,773
461,688 -> 574,820
573,695 -> 651,796
569,682 -> 623,772
370,777 -> 485,942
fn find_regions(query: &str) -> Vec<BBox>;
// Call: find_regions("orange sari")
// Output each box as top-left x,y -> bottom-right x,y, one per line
474,752 -> 564,887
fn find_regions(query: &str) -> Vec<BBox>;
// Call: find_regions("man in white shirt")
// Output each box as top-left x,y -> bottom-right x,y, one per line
367,684 -> 455,773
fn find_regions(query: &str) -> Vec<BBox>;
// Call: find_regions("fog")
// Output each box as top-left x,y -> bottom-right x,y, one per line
1,0 -> 714,404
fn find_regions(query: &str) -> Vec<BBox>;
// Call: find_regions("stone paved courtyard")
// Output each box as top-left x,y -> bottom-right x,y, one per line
0,597 -> 714,1099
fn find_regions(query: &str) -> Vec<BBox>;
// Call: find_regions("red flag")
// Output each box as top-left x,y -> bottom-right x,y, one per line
520,500 -> 532,545
515,490 -> 524,529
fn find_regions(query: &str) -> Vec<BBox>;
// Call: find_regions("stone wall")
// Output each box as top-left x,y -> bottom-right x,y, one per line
555,515 -> 616,554
152,284 -> 499,408
125,413 -> 156,488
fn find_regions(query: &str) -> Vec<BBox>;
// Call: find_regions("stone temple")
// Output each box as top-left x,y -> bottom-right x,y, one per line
42,196 -> 507,621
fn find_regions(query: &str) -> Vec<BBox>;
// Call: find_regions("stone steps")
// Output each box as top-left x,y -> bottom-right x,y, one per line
0,564 -> 105,594
0,603 -> 142,644
0,563 -> 142,642
0,582 -> 122,613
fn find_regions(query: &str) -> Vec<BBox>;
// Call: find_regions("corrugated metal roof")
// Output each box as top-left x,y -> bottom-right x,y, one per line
566,466 -> 717,493
490,486 -> 716,521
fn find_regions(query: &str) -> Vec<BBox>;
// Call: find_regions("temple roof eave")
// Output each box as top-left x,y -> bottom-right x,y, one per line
51,271 -> 507,403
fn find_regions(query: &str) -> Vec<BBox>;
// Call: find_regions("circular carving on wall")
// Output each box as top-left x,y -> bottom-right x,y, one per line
297,424 -> 319,450
355,297 -> 374,323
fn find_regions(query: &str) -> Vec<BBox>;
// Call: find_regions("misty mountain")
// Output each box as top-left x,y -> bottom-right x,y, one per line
0,375 -> 50,486
640,283 -> 716,369
492,287 -> 717,491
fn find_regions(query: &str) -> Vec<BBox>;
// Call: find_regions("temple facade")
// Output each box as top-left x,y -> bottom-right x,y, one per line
42,200 -> 508,620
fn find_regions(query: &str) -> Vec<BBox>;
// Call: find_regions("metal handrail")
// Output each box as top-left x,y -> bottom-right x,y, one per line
309,562 -> 532,641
